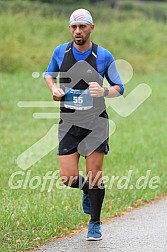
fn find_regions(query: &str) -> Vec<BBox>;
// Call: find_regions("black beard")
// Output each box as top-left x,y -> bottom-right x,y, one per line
74,38 -> 86,46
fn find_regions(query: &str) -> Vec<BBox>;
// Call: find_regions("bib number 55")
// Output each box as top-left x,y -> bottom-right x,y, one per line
73,96 -> 83,104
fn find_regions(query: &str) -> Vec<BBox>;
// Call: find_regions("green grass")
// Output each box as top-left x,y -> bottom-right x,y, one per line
0,0 -> 167,73
1,70 -> 167,252
1,1 -> 167,251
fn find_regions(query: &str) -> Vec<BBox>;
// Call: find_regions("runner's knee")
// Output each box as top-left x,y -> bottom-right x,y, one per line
60,174 -> 79,187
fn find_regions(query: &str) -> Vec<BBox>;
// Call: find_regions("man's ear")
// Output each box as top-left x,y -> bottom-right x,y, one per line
90,24 -> 95,32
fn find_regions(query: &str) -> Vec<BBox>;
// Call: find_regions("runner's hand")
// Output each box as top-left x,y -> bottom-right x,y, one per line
89,82 -> 104,97
52,85 -> 65,101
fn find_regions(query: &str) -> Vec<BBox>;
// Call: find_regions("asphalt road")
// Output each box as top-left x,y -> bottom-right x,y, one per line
35,197 -> 167,252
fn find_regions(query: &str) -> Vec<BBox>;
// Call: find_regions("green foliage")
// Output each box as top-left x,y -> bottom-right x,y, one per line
0,11 -> 167,74
120,0 -> 167,21
28,0 -> 88,4
0,0 -> 167,74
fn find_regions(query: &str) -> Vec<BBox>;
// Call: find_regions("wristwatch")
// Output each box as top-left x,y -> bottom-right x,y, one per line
103,87 -> 109,97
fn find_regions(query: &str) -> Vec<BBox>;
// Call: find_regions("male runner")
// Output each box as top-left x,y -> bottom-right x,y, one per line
45,8 -> 124,240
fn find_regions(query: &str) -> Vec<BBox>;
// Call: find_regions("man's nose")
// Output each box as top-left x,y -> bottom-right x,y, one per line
75,26 -> 81,33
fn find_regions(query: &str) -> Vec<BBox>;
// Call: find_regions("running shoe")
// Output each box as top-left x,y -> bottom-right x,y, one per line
86,221 -> 102,241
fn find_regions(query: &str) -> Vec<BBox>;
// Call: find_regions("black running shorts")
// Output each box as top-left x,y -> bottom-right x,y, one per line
58,112 -> 109,156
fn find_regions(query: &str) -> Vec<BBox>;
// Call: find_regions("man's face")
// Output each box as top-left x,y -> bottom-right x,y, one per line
69,23 -> 94,46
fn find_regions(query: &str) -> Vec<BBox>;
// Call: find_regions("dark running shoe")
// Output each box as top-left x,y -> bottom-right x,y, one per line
86,221 -> 102,241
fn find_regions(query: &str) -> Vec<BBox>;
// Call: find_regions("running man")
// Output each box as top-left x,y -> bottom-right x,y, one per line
45,8 -> 124,241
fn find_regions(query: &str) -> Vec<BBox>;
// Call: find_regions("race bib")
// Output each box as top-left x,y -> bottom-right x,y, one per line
64,87 -> 93,110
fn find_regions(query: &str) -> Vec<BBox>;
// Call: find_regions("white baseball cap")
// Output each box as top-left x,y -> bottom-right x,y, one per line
69,9 -> 93,25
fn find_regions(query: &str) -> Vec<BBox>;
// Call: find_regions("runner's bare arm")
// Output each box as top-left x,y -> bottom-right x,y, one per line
106,85 -> 121,98
45,75 -> 65,101
89,82 -> 121,98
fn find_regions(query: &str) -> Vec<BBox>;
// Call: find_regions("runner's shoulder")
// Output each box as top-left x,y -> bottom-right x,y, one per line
97,45 -> 115,63
53,42 -> 70,57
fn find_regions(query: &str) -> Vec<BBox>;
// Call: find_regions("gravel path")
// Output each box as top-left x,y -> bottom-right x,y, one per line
35,197 -> 167,252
